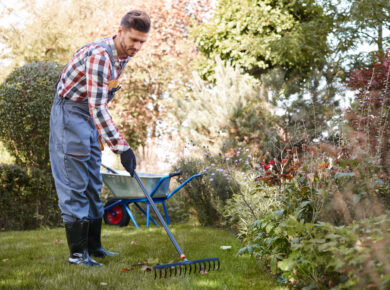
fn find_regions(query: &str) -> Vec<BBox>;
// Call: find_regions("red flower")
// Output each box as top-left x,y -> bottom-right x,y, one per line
269,160 -> 275,165
264,164 -> 270,169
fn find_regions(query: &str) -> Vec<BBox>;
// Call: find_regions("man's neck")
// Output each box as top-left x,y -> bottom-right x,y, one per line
113,35 -> 126,59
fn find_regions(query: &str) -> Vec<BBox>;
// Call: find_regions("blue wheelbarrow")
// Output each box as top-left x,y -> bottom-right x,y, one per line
101,164 -> 201,228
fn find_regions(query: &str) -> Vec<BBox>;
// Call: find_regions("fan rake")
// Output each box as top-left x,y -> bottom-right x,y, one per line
133,171 -> 221,279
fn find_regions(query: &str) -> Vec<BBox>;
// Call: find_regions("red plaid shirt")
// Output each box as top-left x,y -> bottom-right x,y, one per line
57,36 -> 130,154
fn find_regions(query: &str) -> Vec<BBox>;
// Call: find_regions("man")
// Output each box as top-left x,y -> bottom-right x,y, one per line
49,10 -> 150,266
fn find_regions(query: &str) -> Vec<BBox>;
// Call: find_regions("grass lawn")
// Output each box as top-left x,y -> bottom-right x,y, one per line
0,224 -> 286,289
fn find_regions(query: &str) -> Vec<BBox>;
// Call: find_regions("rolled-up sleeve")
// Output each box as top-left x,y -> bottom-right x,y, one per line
85,51 -> 130,154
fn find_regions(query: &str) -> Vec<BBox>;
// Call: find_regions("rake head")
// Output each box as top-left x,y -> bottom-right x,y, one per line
153,257 -> 220,279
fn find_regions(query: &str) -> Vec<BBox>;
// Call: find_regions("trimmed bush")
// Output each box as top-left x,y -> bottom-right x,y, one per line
0,61 -> 63,171
0,163 -> 61,230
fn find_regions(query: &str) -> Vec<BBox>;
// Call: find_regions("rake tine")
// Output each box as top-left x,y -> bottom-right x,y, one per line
165,267 -> 168,278
154,269 -> 157,279
159,269 -> 162,279
207,261 -> 211,272
174,266 -> 177,276
184,264 -> 187,275
216,259 -> 220,270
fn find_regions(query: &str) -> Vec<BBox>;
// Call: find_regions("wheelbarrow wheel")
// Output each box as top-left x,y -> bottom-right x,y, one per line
103,198 -> 130,227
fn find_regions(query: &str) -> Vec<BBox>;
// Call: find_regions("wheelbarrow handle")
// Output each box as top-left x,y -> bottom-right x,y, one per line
101,164 -> 119,174
169,171 -> 182,178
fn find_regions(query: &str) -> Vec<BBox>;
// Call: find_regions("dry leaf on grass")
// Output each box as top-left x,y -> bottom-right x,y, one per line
120,267 -> 134,272
141,265 -> 152,272
200,269 -> 208,275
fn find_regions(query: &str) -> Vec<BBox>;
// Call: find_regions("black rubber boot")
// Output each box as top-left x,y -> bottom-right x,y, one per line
65,221 -> 103,266
88,218 -> 118,258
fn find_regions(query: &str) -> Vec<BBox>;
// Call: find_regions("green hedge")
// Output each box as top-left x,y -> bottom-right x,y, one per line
0,61 -> 63,171
0,164 -> 61,230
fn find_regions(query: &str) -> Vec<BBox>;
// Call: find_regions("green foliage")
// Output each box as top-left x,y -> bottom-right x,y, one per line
223,173 -> 281,237
176,58 -> 280,155
174,150 -> 248,226
0,164 -> 61,231
192,0 -> 332,82
0,61 -> 63,171
241,213 -> 390,289
235,146 -> 390,288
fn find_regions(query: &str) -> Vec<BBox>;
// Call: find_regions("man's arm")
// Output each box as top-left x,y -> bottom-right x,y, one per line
85,50 -> 130,154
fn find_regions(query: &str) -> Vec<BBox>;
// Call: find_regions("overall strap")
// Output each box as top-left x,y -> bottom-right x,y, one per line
92,41 -> 116,81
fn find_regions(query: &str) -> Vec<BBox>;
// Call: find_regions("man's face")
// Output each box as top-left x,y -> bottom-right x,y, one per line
118,27 -> 148,58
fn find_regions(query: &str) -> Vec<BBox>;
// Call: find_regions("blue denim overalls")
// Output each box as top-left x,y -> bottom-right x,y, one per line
49,41 -> 125,223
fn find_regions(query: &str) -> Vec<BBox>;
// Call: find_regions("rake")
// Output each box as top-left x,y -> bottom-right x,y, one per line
132,171 -> 220,278
101,164 -> 220,278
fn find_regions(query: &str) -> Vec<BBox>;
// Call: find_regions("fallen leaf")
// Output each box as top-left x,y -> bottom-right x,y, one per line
131,241 -> 136,245
55,239 -> 60,244
220,246 -> 232,250
132,261 -> 148,267
200,269 -> 208,275
120,267 -> 134,272
100,282 -> 107,286
141,265 -> 152,272
2,259 -> 8,262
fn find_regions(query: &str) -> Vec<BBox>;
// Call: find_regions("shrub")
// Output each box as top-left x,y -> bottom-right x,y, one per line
0,163 -> 61,230
240,213 -> 390,289
223,172 -> 281,237
235,143 -> 390,288
0,61 -> 63,171
174,148 -> 250,226
347,54 -> 390,169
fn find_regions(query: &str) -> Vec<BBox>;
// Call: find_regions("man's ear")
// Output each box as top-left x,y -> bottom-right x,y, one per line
117,26 -> 123,36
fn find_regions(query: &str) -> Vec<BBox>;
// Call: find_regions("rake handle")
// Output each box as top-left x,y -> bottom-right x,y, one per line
133,171 -> 187,260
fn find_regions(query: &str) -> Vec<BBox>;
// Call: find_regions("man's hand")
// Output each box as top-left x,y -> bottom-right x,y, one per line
120,148 -> 137,177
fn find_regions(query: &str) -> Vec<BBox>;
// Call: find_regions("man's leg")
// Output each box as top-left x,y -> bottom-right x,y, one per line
86,130 -> 118,258
49,98 -> 102,266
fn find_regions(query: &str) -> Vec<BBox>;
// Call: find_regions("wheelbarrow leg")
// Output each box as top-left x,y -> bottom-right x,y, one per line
146,203 -> 150,227
122,202 -> 139,229
134,202 -> 158,226
162,201 -> 170,225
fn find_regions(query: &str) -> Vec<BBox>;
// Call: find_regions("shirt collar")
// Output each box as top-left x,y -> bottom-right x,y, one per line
110,36 -> 131,64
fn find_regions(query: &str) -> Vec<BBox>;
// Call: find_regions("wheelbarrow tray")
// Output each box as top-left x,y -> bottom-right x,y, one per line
101,170 -> 170,199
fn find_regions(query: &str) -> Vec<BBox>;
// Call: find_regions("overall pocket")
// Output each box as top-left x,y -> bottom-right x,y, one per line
63,105 -> 91,156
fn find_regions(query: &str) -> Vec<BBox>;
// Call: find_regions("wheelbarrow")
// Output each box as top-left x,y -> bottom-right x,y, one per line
101,164 -> 202,228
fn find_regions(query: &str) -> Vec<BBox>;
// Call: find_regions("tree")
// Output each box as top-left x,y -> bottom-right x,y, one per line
346,54 -> 390,168
192,0 -> 333,83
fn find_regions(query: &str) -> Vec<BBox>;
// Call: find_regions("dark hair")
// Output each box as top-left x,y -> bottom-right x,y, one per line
120,10 -> 151,33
